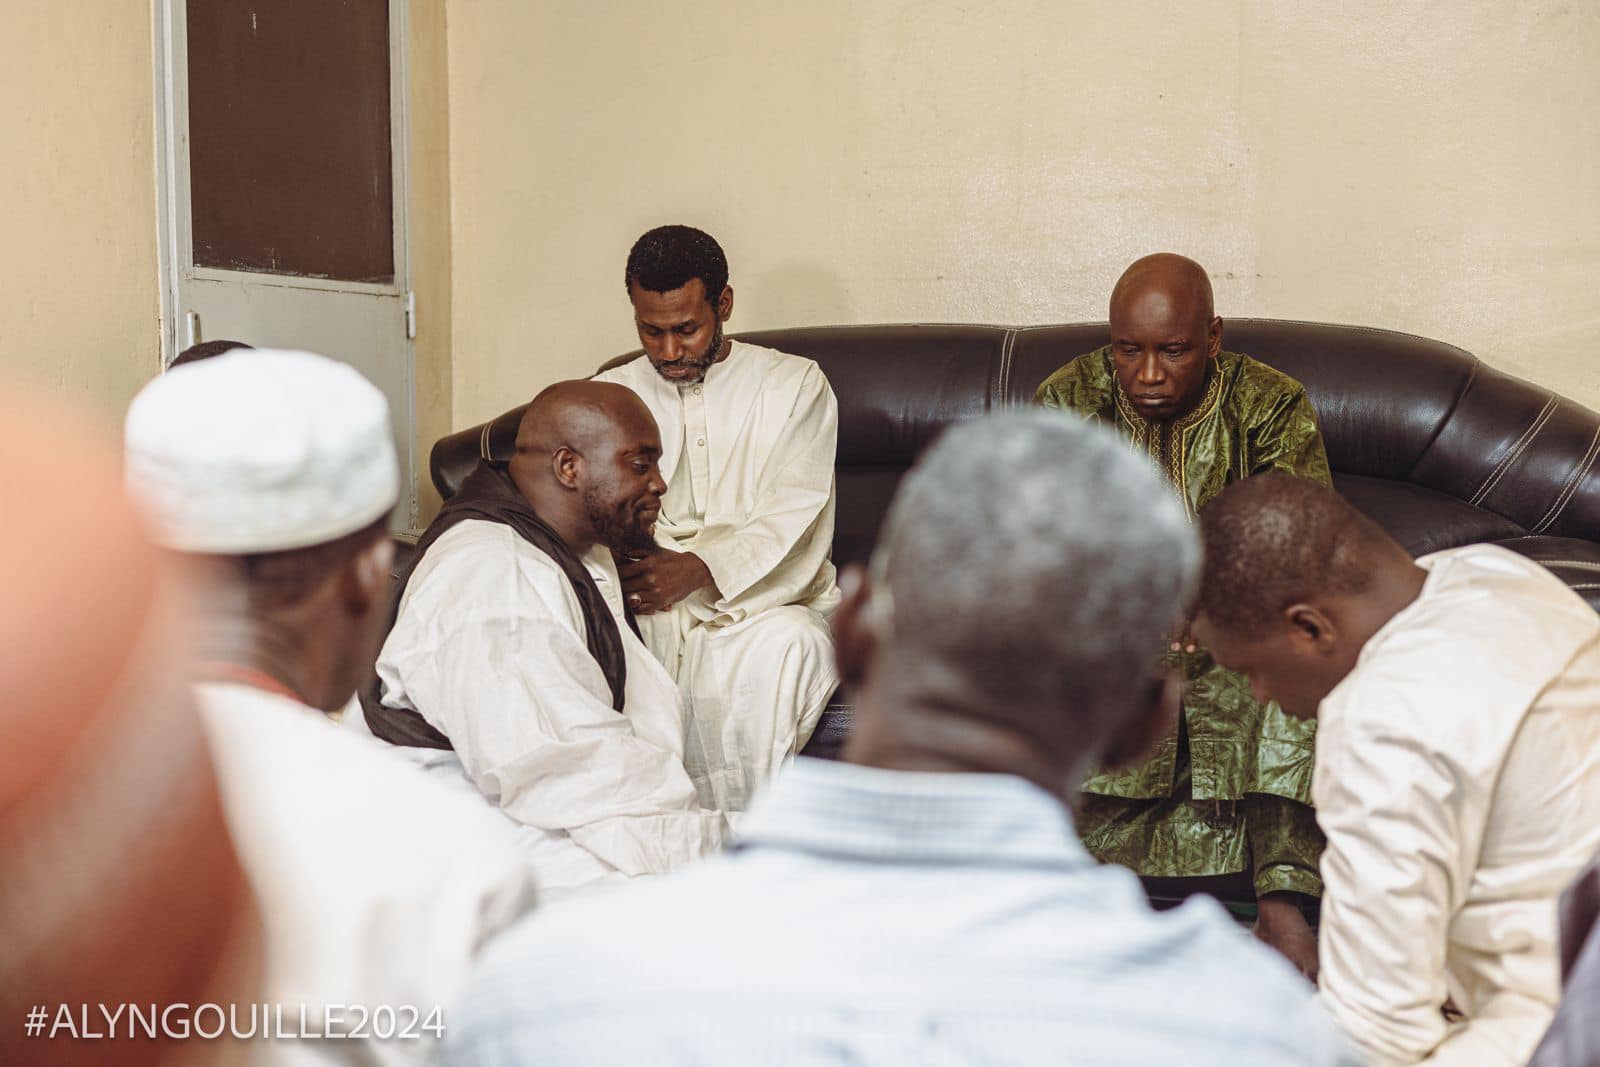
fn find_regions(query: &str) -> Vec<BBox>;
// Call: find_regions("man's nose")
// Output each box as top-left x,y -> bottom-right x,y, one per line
1136,353 -> 1164,385
658,335 -> 683,362
648,471 -> 667,495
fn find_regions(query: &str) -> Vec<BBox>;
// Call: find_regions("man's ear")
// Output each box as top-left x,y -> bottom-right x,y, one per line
551,445 -> 581,491
344,536 -> 395,616
1206,315 -> 1224,360
717,284 -> 734,323
1285,602 -> 1338,652
1101,673 -> 1181,770
829,563 -> 877,689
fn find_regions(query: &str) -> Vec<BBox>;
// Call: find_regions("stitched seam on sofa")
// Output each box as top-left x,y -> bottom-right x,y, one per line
1534,423 -> 1600,533
1529,561 -> 1600,572
1471,396 -> 1558,506
478,420 -> 493,461
996,328 -> 1018,408
1569,583 -> 1600,591
1471,396 -> 1556,505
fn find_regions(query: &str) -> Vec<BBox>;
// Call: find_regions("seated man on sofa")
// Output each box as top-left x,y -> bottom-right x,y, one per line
365,380 -> 726,892
1036,252 -> 1329,976
1194,473 -> 1600,1067
594,225 -> 840,813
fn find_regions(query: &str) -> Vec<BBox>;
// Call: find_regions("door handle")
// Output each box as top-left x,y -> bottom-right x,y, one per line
184,310 -> 202,350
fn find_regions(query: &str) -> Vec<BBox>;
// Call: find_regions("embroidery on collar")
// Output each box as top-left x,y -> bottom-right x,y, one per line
1112,362 -> 1224,516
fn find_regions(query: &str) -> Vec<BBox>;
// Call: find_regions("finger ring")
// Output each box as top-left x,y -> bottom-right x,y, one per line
628,594 -> 642,606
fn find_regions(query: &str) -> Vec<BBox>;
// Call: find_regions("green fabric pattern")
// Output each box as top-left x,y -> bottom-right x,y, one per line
1038,346 -> 1331,895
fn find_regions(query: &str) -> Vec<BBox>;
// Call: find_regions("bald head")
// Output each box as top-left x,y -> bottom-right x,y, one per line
508,380 -> 666,554
1106,253 -> 1222,422
1110,253 -> 1215,325
516,380 -> 658,461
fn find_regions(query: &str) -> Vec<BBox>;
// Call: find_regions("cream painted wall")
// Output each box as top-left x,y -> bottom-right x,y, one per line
445,0 -> 1600,430
0,6 -> 161,419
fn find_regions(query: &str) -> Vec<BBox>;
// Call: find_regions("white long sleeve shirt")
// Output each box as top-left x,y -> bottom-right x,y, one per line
197,681 -> 541,1066
374,520 -> 725,881
593,341 -> 840,625
1314,544 -> 1600,1066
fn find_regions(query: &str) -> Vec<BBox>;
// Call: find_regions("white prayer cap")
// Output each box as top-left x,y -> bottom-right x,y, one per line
125,349 -> 398,553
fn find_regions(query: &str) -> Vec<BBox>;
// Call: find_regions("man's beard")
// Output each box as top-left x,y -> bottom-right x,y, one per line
650,321 -> 722,384
583,487 -> 657,553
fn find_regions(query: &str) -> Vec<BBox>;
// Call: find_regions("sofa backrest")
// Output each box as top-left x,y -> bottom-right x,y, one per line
430,320 -> 1600,573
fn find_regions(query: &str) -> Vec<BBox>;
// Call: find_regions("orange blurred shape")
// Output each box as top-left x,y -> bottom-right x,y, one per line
0,386 -> 258,1066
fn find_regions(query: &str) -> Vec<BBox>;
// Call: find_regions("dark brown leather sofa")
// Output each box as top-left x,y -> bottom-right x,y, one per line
430,320 -> 1600,755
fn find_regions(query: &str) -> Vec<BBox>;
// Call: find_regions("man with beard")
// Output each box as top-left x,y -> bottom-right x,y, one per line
1036,253 -> 1330,978
368,380 -> 725,891
592,225 -> 840,813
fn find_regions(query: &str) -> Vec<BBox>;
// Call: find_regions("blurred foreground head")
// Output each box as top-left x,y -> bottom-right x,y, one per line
0,387 -> 257,1065
834,411 -> 1200,796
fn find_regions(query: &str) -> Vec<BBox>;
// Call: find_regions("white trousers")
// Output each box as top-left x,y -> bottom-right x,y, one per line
639,603 -> 838,813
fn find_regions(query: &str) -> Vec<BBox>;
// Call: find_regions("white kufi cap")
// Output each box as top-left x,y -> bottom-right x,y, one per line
125,349 -> 399,553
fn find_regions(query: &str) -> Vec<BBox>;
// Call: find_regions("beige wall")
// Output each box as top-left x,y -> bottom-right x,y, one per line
0,6 -> 161,419
5,3 -> 1593,465
445,0 -> 1600,430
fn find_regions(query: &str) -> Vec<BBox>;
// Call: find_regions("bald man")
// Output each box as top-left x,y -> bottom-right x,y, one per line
368,381 -> 725,892
1036,253 -> 1331,976
1194,474 -> 1600,1067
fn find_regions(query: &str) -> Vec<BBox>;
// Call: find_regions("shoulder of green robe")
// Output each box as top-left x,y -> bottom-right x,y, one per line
1215,351 -> 1316,418
1034,345 -> 1116,415
1216,351 -> 1333,484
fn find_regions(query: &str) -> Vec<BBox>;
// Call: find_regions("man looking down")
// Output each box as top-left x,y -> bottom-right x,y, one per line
593,224 -> 840,812
124,349 -> 541,1065
367,380 -> 724,892
1194,472 -> 1600,1066
1036,252 -> 1329,975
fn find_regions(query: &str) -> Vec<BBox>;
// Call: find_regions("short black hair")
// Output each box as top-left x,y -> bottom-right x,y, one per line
1197,472 -> 1388,636
169,340 -> 253,369
624,225 -> 728,304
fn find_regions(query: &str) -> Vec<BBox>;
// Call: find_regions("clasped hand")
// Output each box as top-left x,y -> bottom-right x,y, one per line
616,549 -> 715,614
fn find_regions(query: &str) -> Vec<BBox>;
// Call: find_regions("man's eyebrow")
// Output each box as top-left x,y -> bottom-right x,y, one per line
636,315 -> 697,330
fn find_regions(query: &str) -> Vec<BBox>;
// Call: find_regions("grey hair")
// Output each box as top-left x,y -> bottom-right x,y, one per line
874,411 -> 1199,723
